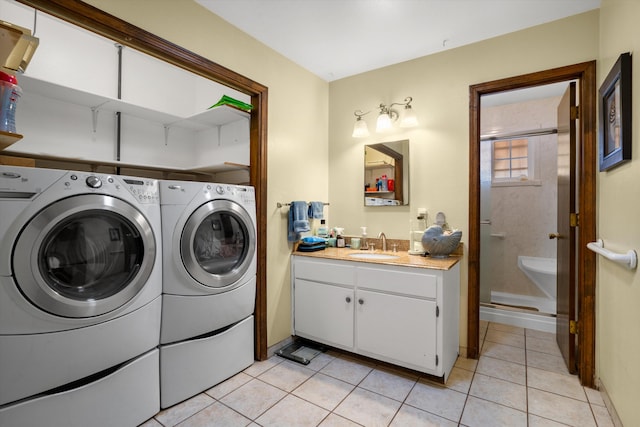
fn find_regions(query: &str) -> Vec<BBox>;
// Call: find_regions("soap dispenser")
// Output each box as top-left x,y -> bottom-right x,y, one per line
360,226 -> 368,250
316,219 -> 329,237
409,210 -> 427,255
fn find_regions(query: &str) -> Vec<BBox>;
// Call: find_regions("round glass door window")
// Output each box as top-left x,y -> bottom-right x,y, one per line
181,200 -> 256,288
13,194 -> 156,318
40,210 -> 144,301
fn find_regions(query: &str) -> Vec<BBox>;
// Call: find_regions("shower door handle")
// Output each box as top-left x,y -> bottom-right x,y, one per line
549,233 -> 561,239
480,219 -> 492,225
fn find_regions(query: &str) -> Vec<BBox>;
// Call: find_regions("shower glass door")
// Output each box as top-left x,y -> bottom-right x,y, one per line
479,85 -> 564,317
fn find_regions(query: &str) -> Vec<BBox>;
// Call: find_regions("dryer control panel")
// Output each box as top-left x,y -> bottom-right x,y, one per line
205,184 -> 255,206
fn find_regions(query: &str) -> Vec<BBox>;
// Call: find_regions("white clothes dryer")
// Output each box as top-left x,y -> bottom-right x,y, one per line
159,180 -> 256,344
159,180 -> 256,408
0,165 -> 162,419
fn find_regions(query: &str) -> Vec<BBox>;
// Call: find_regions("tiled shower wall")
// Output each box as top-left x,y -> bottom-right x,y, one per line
480,96 -> 561,299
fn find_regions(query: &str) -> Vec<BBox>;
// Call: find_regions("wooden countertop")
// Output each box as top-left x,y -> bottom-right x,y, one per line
293,247 -> 461,271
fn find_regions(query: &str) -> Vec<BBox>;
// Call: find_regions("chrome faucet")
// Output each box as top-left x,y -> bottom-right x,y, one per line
378,232 -> 387,252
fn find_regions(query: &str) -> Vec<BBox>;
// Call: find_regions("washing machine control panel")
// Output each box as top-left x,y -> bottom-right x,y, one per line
122,178 -> 160,204
65,173 -> 160,204
85,175 -> 102,189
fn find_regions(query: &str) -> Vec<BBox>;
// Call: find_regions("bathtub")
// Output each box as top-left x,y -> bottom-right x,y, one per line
482,255 -> 558,331
517,256 -> 557,299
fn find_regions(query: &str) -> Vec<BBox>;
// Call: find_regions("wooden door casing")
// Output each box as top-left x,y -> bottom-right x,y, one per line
468,61 -> 597,387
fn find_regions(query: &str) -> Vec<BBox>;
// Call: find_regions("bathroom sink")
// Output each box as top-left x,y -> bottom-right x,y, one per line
348,253 -> 400,260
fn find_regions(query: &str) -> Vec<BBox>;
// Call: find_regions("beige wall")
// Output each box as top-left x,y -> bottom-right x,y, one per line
598,1 -> 640,425
329,11 -> 599,352
84,0 -> 330,348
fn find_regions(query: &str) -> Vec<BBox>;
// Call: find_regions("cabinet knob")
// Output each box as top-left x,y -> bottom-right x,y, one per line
358,298 -> 364,305
345,296 -> 351,303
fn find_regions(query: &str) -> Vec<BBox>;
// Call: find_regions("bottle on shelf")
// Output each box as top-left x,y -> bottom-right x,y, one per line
0,71 -> 22,134
380,174 -> 388,192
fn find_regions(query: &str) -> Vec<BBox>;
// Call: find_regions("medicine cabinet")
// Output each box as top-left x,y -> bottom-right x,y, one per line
364,140 -> 409,206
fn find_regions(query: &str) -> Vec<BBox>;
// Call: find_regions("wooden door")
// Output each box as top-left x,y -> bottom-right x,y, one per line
555,82 -> 577,373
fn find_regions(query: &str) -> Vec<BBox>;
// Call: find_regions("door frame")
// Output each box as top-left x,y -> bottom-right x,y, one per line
467,61 -> 597,387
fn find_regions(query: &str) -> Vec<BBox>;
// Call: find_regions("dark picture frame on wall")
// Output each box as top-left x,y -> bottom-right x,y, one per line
598,52 -> 632,171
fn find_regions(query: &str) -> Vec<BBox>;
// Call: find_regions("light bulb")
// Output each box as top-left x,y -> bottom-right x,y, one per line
376,112 -> 392,132
352,117 -> 369,138
400,105 -> 419,128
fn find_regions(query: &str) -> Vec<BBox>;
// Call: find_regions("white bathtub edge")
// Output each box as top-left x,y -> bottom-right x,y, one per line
480,305 -> 556,333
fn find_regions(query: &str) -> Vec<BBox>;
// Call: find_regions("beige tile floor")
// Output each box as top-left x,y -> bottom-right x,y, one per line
141,321 -> 615,426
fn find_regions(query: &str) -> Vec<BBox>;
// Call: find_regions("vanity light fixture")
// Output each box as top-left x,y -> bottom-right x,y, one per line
352,111 -> 370,138
351,96 -> 418,138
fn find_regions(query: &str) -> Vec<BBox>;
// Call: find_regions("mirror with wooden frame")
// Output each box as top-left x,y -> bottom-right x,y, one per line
364,140 -> 409,206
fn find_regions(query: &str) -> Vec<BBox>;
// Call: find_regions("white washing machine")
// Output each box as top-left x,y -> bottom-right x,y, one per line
159,179 -> 256,408
0,166 -> 161,427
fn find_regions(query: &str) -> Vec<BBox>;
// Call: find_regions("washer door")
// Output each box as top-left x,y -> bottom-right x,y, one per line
13,194 -> 156,318
181,199 -> 255,289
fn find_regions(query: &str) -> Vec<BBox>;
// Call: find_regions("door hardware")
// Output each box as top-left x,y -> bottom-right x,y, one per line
570,213 -> 579,227
570,320 -> 579,334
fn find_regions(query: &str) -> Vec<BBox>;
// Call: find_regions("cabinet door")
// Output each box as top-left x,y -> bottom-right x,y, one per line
294,279 -> 354,349
356,289 -> 437,371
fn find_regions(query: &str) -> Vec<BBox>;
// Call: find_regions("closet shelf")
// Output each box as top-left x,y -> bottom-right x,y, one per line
0,150 -> 249,176
20,74 -> 249,132
0,130 -> 23,151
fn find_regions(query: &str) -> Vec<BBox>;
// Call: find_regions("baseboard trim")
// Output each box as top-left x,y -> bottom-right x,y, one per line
267,336 -> 294,358
597,379 -> 624,427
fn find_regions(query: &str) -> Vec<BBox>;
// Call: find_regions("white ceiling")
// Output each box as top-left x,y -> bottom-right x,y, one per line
196,0 -> 600,82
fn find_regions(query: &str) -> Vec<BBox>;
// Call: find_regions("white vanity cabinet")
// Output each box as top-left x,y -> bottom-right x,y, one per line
294,279 -> 355,349
291,255 -> 460,381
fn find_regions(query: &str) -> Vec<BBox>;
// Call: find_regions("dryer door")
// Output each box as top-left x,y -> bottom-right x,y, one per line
13,194 -> 156,318
181,199 -> 256,289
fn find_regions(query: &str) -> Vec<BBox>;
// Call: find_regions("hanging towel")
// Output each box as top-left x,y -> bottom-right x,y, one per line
308,201 -> 325,219
288,201 -> 310,242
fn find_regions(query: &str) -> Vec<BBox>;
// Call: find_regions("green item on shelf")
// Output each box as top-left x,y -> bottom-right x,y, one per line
209,95 -> 253,112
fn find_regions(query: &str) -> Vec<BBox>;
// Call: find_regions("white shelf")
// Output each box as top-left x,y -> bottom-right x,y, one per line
0,130 -> 23,151
3,150 -> 249,176
15,75 -> 250,174
19,74 -> 250,132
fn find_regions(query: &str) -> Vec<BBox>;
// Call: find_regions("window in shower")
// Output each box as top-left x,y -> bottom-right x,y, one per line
492,138 -> 540,186
493,138 -> 528,179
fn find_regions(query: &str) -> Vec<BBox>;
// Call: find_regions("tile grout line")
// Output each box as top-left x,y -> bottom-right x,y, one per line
454,322 -> 488,425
